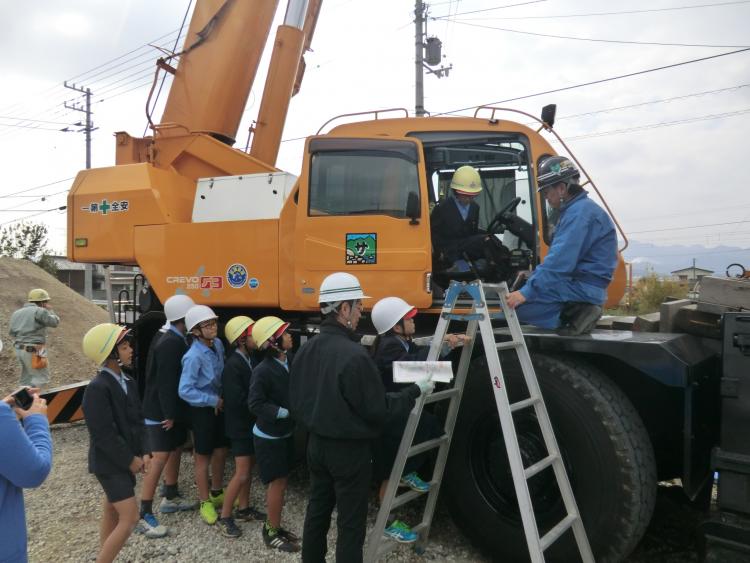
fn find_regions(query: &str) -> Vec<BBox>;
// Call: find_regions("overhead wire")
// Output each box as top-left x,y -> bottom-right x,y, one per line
440,19 -> 750,49
432,0 -> 750,21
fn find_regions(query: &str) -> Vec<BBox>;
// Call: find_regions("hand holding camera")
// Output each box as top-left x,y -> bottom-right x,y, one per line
4,387 -> 47,419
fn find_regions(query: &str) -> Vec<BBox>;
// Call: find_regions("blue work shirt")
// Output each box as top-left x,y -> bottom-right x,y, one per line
453,197 -> 471,221
517,191 -> 617,328
179,338 -> 225,408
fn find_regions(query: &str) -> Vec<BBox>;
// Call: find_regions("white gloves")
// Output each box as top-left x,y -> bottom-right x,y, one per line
416,379 -> 435,396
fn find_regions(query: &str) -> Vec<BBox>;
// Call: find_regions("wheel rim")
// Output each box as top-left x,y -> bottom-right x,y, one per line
468,408 -> 570,526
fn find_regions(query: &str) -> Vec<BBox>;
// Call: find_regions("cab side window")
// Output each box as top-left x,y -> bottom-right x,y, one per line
308,139 -> 420,218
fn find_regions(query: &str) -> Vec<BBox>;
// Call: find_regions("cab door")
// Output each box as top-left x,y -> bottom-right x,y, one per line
291,136 -> 432,310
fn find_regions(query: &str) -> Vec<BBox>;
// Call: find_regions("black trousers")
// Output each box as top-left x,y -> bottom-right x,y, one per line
302,434 -> 373,563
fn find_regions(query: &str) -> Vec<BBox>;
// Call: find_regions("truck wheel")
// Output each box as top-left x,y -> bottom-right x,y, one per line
444,353 -> 657,563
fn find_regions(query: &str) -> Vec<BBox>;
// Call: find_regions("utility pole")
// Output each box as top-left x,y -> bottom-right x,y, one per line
63,81 -> 95,300
414,0 -> 453,117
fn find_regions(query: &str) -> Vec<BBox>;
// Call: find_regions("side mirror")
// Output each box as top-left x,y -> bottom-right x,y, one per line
406,191 -> 420,225
541,104 -> 556,129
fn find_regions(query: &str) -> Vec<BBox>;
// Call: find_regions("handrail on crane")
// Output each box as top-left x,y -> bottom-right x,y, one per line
316,108 -> 410,135
474,105 -> 629,253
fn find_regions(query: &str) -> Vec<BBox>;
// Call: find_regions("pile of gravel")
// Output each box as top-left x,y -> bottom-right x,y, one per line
25,423 -> 485,563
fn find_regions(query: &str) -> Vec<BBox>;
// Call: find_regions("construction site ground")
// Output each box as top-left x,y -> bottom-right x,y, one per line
0,259 -> 704,562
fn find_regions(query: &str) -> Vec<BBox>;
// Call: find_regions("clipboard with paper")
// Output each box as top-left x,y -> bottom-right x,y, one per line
392,360 -> 454,384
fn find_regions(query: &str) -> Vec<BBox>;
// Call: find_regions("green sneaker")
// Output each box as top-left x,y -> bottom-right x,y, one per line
384,520 -> 418,543
209,489 -> 225,509
200,500 -> 218,525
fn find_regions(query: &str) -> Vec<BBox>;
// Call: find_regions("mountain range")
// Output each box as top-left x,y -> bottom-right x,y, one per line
623,240 -> 750,278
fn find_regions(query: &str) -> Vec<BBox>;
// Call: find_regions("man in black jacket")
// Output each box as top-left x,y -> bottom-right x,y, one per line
430,165 -> 488,271
289,272 -> 433,563
140,295 -> 196,526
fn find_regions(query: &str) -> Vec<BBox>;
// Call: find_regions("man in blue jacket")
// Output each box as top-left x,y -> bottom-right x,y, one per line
505,156 -> 617,334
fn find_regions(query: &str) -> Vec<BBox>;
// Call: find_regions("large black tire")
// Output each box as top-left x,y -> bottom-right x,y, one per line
444,353 -> 657,562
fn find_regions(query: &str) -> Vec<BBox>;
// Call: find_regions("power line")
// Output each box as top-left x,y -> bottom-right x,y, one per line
443,19 -> 750,48
431,0 -> 548,18
438,47 -> 750,116
0,115 -> 77,126
629,220 -> 750,234
565,108 -> 750,140
433,0 -> 750,21
0,178 -> 74,199
0,207 -> 67,227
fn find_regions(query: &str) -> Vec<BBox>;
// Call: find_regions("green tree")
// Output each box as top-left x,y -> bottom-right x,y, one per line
0,221 -> 58,276
630,272 -> 688,314
0,221 -> 49,259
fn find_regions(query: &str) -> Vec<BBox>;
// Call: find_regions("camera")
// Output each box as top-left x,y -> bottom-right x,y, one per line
12,387 -> 34,410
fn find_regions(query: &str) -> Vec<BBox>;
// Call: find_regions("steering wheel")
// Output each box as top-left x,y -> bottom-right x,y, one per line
486,196 -> 522,234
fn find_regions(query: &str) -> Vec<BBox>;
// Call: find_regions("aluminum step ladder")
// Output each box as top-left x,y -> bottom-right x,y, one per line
364,280 -> 595,563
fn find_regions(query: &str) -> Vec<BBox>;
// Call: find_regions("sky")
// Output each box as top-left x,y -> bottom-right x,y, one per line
1,0 -> 749,271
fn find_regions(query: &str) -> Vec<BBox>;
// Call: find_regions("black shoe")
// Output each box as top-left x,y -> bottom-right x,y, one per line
234,506 -> 267,522
278,527 -> 300,543
557,303 -> 602,336
217,517 -> 242,538
263,524 -> 301,552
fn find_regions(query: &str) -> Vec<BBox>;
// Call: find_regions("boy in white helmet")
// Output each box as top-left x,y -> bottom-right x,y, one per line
290,272 -> 434,562
139,294 -> 197,534
178,305 -> 229,526
82,323 -> 162,562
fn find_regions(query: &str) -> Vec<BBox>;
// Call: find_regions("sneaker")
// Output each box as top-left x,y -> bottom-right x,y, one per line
400,472 -> 431,493
135,513 -> 168,539
160,494 -> 198,513
234,506 -> 267,522
384,520 -> 418,544
263,524 -> 301,553
209,489 -> 225,509
278,527 -> 300,543
217,517 -> 242,538
200,500 -> 218,525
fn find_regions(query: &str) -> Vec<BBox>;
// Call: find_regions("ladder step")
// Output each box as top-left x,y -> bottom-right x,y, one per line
524,454 -> 559,479
510,395 -> 540,413
391,480 -> 437,509
408,435 -> 449,457
496,340 -> 522,351
540,513 -> 578,551
425,388 -> 460,404
442,312 -> 484,321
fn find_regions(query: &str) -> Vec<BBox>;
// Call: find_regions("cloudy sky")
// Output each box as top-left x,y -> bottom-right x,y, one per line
1,0 -> 749,269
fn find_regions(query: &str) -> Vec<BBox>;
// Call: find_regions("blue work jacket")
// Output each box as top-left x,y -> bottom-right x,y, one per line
518,191 -> 617,326
179,338 -> 225,408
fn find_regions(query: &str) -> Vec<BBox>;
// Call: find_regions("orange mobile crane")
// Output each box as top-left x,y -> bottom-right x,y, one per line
64,1 -> 750,562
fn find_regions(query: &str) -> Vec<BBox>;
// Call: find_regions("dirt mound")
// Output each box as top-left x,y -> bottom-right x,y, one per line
0,257 -> 109,395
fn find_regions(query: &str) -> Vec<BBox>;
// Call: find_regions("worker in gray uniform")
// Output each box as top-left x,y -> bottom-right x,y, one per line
9,289 -> 60,387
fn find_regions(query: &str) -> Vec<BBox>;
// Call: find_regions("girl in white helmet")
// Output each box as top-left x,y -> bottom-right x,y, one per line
370,296 -> 464,543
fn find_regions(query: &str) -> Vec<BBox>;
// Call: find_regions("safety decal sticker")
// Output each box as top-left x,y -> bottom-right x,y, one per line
227,263 -> 248,288
248,277 -> 260,290
81,199 -> 129,215
345,233 -> 377,265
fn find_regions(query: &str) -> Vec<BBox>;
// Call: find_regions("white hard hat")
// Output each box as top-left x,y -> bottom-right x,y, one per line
164,294 -> 195,322
318,272 -> 370,304
371,296 -> 417,334
185,305 -> 218,332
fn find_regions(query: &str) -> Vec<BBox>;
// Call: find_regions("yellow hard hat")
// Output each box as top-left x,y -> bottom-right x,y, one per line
225,315 -> 255,345
28,288 -> 51,302
82,323 -> 130,365
251,316 -> 290,348
450,165 -> 482,195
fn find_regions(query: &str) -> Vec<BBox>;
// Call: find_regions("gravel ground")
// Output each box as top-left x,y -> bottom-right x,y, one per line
26,423 -> 704,563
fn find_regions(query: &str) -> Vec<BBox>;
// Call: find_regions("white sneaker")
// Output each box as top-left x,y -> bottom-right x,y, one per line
135,513 -> 168,539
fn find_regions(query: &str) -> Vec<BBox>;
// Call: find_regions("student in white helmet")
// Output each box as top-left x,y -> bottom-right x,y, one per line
139,294 -> 197,536
289,272 -> 434,563
178,305 -> 229,526
370,296 -> 463,543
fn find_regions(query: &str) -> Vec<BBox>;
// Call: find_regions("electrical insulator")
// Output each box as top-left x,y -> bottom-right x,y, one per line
425,37 -> 442,66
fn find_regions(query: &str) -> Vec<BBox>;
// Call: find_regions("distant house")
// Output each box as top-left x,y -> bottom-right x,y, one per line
52,256 -> 140,302
670,266 -> 714,284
